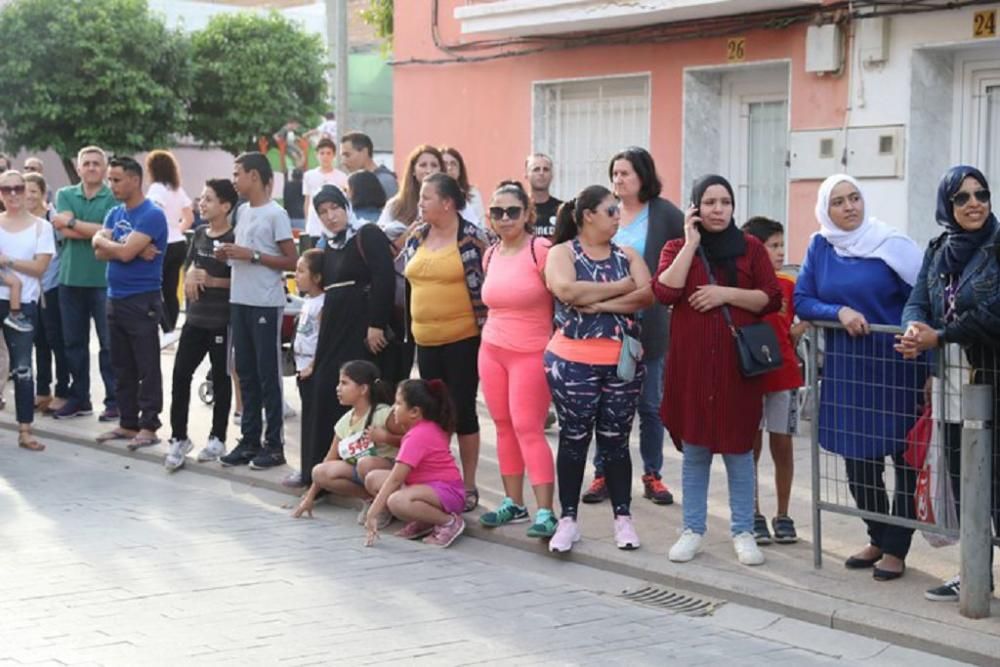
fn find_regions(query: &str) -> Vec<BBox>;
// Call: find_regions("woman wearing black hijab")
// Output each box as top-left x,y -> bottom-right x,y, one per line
898,165 -> 1000,601
651,175 -> 782,566
300,185 -> 396,487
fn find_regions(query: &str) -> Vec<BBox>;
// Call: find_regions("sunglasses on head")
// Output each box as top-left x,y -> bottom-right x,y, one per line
951,190 -> 990,207
0,184 -> 25,195
488,206 -> 523,221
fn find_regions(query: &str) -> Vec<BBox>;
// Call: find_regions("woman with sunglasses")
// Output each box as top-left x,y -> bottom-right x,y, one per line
544,185 -> 653,553
653,175 -> 782,567
0,170 -> 55,451
896,165 -> 1000,601
795,174 -> 924,581
477,181 -> 557,538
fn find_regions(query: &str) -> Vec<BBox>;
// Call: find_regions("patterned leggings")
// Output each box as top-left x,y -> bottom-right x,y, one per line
544,351 -> 644,519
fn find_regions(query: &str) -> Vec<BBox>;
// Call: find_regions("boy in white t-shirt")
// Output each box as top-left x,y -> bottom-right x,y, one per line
302,138 -> 348,247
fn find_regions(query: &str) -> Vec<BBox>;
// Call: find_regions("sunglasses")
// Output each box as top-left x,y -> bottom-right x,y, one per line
605,204 -> 621,217
0,185 -> 25,195
488,206 -> 523,221
951,190 -> 990,207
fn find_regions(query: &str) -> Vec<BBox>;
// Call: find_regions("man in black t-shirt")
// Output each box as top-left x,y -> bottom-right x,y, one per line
526,153 -> 561,239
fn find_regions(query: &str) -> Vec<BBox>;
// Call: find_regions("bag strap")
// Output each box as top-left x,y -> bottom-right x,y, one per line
697,247 -> 737,337
483,236 -> 541,276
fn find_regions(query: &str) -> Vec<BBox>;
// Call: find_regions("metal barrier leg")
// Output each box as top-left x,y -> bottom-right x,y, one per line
810,329 -> 822,569
959,383 -> 994,619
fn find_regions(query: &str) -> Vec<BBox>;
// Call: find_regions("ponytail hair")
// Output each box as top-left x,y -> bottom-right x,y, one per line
552,185 -> 613,244
398,378 -> 456,434
340,360 -> 393,406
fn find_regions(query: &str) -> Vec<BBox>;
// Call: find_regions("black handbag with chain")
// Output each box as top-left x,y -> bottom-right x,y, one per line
698,248 -> 782,377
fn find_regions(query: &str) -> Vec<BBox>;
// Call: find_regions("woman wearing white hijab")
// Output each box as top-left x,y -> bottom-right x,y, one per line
300,185 -> 397,487
794,174 -> 925,582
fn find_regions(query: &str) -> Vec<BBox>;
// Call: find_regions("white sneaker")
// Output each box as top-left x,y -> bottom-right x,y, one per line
164,438 -> 193,472
196,436 -> 226,462
669,529 -> 703,562
548,517 -> 581,553
733,532 -> 765,566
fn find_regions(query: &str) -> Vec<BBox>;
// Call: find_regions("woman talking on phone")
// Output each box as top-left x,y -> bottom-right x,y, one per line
652,175 -> 781,567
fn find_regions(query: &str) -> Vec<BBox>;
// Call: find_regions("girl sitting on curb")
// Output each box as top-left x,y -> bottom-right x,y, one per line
292,360 -> 401,522
364,379 -> 466,548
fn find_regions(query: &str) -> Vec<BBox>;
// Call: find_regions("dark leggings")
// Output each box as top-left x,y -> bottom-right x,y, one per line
944,421 -> 1000,541
544,351 -> 644,519
417,336 -> 481,436
170,323 -> 230,442
161,240 -> 187,333
844,452 -> 918,560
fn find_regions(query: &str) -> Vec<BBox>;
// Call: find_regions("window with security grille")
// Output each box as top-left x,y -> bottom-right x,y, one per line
533,75 -> 651,199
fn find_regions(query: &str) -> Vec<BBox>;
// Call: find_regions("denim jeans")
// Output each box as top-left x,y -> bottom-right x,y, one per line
35,286 -> 70,399
59,285 -> 116,408
681,442 -> 755,536
0,300 -> 37,424
594,355 -> 665,477
231,304 -> 284,451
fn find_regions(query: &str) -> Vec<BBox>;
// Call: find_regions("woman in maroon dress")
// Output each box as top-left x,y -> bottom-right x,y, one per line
651,175 -> 781,567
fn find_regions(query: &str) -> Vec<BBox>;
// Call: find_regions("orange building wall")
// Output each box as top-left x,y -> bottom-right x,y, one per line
393,1 -> 849,262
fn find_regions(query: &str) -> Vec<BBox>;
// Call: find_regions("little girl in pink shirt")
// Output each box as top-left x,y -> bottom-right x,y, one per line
364,378 -> 465,548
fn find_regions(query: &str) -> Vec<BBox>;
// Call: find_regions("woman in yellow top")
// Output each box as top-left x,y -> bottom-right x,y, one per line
402,172 -> 491,511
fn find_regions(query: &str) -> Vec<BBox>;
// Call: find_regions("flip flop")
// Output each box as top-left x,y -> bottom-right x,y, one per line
96,428 -> 137,443
126,435 -> 161,451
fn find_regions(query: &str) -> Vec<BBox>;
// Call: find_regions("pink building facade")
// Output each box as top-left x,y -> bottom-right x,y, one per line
392,1 -> 1000,261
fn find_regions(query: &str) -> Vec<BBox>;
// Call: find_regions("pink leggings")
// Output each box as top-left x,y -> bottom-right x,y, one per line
478,341 -> 555,485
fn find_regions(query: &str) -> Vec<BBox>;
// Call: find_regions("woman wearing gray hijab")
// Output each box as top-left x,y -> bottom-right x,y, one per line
300,185 -> 396,487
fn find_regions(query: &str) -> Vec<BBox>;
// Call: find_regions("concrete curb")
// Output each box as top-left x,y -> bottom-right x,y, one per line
4,420 -> 997,665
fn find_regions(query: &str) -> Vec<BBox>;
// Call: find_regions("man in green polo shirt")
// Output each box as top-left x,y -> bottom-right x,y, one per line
51,146 -> 118,420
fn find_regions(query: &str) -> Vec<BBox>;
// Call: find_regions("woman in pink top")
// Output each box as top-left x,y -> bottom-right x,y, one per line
476,181 -> 557,538
364,378 -> 466,548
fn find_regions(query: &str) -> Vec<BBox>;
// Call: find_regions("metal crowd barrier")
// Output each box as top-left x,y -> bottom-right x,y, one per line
805,321 -> 997,618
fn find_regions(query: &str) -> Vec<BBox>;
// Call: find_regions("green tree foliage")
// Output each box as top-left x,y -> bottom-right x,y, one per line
188,12 -> 328,156
0,0 -> 191,180
360,0 -> 393,52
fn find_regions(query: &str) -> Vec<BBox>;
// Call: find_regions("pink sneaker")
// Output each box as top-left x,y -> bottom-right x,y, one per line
614,515 -> 640,550
548,517 -> 580,553
422,514 -> 465,547
395,521 -> 435,540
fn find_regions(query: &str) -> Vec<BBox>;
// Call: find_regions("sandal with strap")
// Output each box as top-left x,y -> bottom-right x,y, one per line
96,428 -> 137,443
463,487 -> 480,513
127,434 -> 161,451
18,432 -> 45,452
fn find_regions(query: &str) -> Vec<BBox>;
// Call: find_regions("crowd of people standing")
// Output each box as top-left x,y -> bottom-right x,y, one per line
1,134 -> 997,600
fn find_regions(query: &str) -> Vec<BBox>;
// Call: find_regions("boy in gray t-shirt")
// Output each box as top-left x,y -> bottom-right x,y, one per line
215,153 -> 298,470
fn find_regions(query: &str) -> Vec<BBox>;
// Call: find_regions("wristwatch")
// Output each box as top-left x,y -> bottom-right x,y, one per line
251,250 -> 262,265
66,216 -> 76,230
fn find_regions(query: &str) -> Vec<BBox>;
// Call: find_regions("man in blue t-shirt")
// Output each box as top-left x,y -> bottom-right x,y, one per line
92,156 -> 168,448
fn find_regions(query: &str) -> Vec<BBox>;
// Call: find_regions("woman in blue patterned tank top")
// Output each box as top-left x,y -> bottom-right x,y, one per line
544,185 -> 654,554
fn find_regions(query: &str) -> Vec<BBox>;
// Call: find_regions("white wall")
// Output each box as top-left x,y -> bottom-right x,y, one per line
844,8 -> 1000,243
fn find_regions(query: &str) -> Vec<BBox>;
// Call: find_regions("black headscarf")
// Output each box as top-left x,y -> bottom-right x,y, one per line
935,165 -> 998,275
691,174 -> 746,285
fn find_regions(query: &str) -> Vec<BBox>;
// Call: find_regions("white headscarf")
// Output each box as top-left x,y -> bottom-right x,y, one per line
814,174 -> 923,286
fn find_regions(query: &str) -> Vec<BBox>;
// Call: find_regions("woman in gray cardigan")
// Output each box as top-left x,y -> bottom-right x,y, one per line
581,146 -> 684,506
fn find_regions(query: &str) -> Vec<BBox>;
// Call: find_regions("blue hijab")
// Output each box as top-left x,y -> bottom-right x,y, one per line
935,165 -> 998,274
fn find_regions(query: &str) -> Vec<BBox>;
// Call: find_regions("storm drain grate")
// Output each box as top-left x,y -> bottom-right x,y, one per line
618,586 -> 724,617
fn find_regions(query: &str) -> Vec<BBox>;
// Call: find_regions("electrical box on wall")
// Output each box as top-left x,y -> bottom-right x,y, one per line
845,125 -> 905,178
858,17 -> 890,65
789,130 -> 844,180
806,24 -> 842,73
789,125 -> 905,180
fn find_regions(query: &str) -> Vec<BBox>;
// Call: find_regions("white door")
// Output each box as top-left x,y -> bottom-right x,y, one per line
533,75 -> 651,199
742,98 -> 790,222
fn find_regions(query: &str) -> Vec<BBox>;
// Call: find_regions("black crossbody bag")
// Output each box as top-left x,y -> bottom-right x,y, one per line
698,248 -> 782,377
